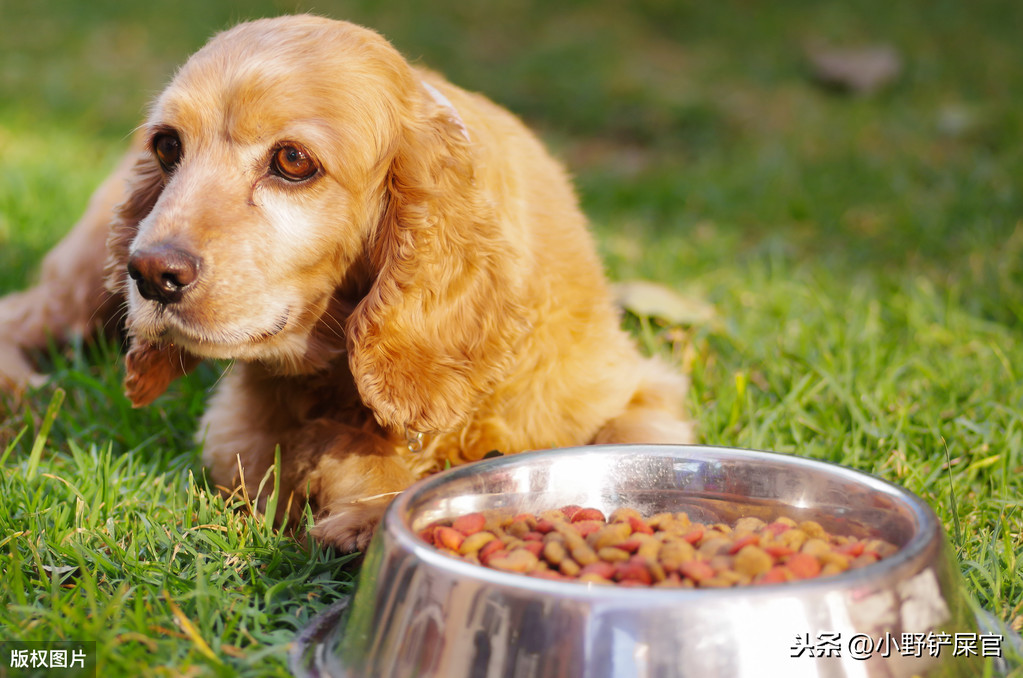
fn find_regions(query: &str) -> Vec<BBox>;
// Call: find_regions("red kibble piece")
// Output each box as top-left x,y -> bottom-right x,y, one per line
764,521 -> 792,536
521,531 -> 545,542
452,512 -> 487,536
418,519 -> 449,544
763,544 -> 796,558
682,524 -> 705,544
521,541 -> 544,557
628,515 -> 654,535
836,541 -> 865,557
435,526 -> 465,551
758,566 -> 793,585
478,539 -> 505,563
480,547 -> 508,566
572,508 -> 607,523
786,553 -> 822,579
559,505 -> 583,520
573,520 -> 604,537
617,538 -> 643,554
534,519 -> 556,534
727,533 -> 760,554
614,561 -> 653,585
579,561 -> 616,579
678,559 -> 715,582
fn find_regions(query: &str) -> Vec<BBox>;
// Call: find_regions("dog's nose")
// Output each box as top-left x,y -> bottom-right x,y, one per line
127,245 -> 201,305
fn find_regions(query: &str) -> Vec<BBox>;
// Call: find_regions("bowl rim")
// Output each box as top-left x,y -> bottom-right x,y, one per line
385,443 -> 943,601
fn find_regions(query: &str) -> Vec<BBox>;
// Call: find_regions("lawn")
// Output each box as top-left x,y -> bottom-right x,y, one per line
1,0 -> 1021,675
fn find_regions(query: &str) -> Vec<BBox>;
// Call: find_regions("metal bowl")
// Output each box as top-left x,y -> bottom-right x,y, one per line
291,444 -> 1014,677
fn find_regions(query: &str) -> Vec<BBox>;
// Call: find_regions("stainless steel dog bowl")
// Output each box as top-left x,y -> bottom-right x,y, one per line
291,445 -> 1016,677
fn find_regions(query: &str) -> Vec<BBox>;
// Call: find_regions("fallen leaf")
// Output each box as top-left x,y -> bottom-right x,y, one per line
613,280 -> 717,326
807,43 -> 902,95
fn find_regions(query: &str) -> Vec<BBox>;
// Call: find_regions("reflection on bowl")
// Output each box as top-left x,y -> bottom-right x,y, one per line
292,444 -> 1009,678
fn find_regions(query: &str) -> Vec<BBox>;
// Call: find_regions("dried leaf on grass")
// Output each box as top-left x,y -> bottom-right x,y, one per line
807,43 -> 902,95
613,280 -> 717,327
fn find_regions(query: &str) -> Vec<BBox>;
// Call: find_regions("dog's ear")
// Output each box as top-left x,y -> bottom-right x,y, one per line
346,84 -> 531,434
123,340 -> 201,407
103,142 -> 164,298
105,139 -> 201,404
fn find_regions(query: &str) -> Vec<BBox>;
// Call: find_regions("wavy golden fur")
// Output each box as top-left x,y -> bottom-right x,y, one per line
0,15 -> 692,550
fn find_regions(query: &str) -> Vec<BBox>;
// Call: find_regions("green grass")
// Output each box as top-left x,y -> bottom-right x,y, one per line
1,0 -> 1022,675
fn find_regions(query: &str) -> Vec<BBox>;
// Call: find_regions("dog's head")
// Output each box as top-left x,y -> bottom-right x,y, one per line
108,15 -> 528,433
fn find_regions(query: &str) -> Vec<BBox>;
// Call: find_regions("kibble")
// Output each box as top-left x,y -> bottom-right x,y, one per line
418,506 -> 898,588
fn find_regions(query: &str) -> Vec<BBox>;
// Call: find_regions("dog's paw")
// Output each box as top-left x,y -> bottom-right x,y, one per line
0,339 -> 45,395
310,501 -> 388,553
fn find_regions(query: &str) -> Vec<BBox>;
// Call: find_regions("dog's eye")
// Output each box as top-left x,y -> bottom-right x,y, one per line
153,133 -> 182,172
271,144 -> 318,182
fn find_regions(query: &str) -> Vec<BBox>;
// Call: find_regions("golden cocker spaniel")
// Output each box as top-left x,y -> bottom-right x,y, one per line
0,15 -> 693,550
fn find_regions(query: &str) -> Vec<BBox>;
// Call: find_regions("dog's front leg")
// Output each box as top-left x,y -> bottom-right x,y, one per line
304,437 -> 418,553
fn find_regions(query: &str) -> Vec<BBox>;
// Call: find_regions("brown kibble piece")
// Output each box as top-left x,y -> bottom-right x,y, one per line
596,546 -> 631,563
658,538 -> 696,572
507,518 -> 533,538
733,544 -> 773,578
819,551 -> 850,570
559,558 -> 581,577
489,548 -> 539,573
647,513 -> 677,531
459,531 -> 496,556
543,539 -> 568,566
609,507 -> 642,524
821,562 -> 845,577
800,538 -> 832,558
733,516 -> 766,534
590,522 -> 632,550
571,543 -> 600,566
635,535 -> 661,561
698,537 -> 732,557
778,528 -> 808,551
799,520 -> 826,539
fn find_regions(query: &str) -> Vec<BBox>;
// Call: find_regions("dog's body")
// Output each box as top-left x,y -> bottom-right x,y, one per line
0,16 -> 692,550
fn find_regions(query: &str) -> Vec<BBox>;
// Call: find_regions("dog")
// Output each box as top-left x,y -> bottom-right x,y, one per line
0,15 -> 693,551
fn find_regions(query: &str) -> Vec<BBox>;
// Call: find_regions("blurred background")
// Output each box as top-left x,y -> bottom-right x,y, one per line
2,0 -> 1022,308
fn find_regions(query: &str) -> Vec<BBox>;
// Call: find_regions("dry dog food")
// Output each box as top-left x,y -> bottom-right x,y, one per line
418,505 -> 898,587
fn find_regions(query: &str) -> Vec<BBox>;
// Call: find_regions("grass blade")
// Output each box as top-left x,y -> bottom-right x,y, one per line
25,388 -> 65,481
